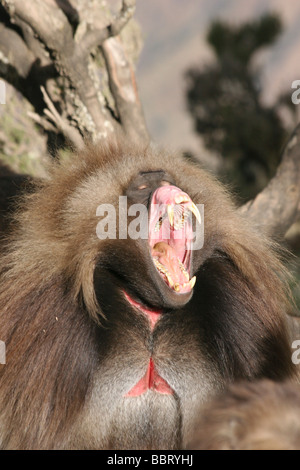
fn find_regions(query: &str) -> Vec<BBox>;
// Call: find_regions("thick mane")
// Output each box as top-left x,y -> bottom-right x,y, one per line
0,139 -> 295,449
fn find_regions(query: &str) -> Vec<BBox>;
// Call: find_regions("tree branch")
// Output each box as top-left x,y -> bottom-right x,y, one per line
0,22 -> 56,115
240,123 -> 300,237
0,23 -> 35,79
1,0 -> 74,55
1,0 -> 115,140
79,0 -> 136,55
40,86 -> 84,150
101,36 -> 149,143
0,0 -> 149,150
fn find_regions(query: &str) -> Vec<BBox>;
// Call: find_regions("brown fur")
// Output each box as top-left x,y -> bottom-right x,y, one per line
0,138 -> 296,449
186,380 -> 300,450
0,162 -> 32,235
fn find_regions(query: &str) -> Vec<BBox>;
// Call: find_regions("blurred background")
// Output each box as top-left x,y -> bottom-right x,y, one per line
135,0 -> 300,308
136,0 -> 300,160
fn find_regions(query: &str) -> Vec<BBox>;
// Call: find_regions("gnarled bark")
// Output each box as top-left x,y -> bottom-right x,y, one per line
0,0 -> 149,149
240,124 -> 300,237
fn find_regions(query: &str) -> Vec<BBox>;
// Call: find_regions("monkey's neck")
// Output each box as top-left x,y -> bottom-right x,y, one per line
122,290 -> 174,397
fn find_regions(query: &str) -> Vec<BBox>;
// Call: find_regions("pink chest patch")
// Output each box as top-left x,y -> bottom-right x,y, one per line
123,291 -> 162,330
123,291 -> 174,397
125,358 -> 174,397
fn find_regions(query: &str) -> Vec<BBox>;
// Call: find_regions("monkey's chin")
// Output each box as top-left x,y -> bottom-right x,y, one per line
152,279 -> 194,309
124,277 -> 194,312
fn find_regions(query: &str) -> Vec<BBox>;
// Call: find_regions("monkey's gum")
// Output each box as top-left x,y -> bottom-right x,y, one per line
149,185 -> 197,294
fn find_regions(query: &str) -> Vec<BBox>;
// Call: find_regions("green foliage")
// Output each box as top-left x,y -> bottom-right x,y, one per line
208,15 -> 282,65
186,14 -> 288,201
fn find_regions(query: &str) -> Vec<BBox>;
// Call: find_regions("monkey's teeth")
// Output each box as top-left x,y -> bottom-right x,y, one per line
155,217 -> 162,232
167,205 -> 174,228
154,259 -> 174,287
189,276 -> 196,289
154,258 -> 163,270
173,205 -> 190,231
174,194 -> 190,204
177,258 -> 190,281
174,221 -> 185,230
154,258 -> 195,292
164,271 -> 174,288
181,276 -> 197,291
154,213 -> 167,232
190,203 -> 201,224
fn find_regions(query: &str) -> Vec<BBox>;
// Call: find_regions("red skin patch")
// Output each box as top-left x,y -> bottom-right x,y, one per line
123,291 -> 161,330
123,292 -> 174,397
125,358 -> 174,397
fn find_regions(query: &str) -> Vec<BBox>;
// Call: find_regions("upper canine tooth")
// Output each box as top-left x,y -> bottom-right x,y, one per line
190,203 -> 201,224
174,194 -> 190,204
167,205 -> 174,227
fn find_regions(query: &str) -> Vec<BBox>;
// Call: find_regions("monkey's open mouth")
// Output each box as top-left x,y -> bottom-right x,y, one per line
149,185 -> 200,294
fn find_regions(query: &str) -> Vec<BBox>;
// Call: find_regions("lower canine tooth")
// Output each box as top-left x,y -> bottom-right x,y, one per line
189,276 -> 196,288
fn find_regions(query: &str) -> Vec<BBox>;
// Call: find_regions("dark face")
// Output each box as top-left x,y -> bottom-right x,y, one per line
94,170 -> 201,311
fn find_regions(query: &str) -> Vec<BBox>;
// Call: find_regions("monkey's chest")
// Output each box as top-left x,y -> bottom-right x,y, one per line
77,312 -> 220,450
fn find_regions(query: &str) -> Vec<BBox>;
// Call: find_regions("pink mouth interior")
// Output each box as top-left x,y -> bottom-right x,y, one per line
149,185 -> 195,294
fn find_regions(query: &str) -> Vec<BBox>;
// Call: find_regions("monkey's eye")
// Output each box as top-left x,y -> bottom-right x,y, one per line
138,184 -> 148,190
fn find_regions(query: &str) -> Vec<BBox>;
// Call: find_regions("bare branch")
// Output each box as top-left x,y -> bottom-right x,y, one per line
0,22 -> 56,115
1,0 -> 115,139
40,86 -> 84,150
102,36 -> 149,143
0,23 -> 35,79
1,0 -> 74,54
240,123 -> 300,237
79,0 -> 136,55
27,111 -> 57,133
0,0 -> 149,149
1,0 -> 75,55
